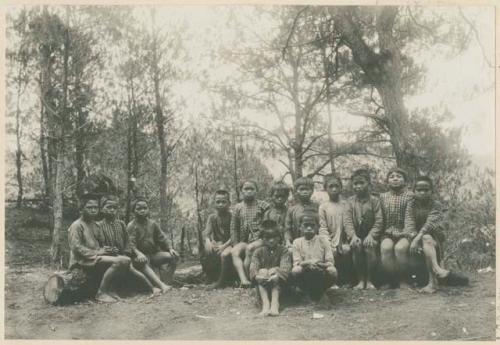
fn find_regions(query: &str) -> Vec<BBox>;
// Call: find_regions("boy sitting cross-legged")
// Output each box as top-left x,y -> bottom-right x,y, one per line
203,189 -> 233,289
291,209 -> 338,301
343,169 -> 383,289
249,220 -> 291,316
285,177 -> 319,250
230,180 -> 270,287
126,197 -> 178,293
408,176 -> 468,293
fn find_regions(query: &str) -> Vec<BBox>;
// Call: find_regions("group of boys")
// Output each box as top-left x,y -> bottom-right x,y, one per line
203,167 -> 468,316
68,195 -> 178,303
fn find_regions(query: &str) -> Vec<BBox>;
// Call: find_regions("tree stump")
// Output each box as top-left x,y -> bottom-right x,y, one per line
43,268 -> 98,305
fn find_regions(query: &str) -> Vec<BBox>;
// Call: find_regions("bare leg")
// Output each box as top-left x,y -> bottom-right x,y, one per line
352,245 -> 365,289
380,238 -> 396,288
269,285 -> 281,316
150,251 -> 178,284
394,238 -> 410,288
138,263 -> 171,292
244,240 -> 262,276
420,235 -> 447,293
96,256 -> 131,302
365,245 -> 378,289
257,285 -> 270,316
212,246 -> 233,288
231,243 -> 251,286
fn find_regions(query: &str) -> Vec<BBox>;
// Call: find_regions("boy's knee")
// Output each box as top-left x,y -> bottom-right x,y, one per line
422,234 -> 435,246
340,244 -> 351,255
380,239 -> 394,253
394,239 -> 410,256
326,266 -> 337,278
117,256 -> 131,268
291,266 -> 303,275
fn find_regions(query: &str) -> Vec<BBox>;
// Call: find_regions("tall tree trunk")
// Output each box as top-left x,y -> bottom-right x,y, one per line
50,7 -> 70,268
125,78 -> 139,223
194,163 -> 204,255
231,129 -> 239,202
74,76 -> 86,188
15,72 -> 24,208
150,11 -> 169,233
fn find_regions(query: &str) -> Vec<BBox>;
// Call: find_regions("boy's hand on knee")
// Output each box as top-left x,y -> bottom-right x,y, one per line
135,252 -> 147,264
363,235 -> 376,248
350,236 -> 362,248
410,236 -> 422,255
169,249 -> 179,258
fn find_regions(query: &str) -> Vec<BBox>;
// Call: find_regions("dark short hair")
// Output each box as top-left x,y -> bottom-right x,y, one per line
260,220 -> 281,239
386,167 -> 408,182
214,189 -> 230,199
270,181 -> 290,196
132,197 -> 148,211
299,206 -> 319,225
351,169 -> 371,183
294,177 -> 314,190
239,180 -> 258,191
100,194 -> 119,209
414,176 -> 434,190
323,174 -> 342,189
79,195 -> 99,210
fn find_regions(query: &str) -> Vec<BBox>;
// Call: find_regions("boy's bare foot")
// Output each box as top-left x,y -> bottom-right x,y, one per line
207,282 -> 223,290
419,285 -> 437,294
366,282 -> 376,290
160,284 -> 172,293
95,292 -> 117,303
258,308 -> 270,317
327,284 -> 339,291
108,291 -> 122,301
353,281 -> 365,290
268,307 -> 279,316
152,287 -> 162,295
399,282 -> 411,289
239,281 -> 252,288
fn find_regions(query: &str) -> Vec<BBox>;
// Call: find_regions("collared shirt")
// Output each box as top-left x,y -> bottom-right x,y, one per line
292,235 -> 334,267
203,211 -> 232,243
96,219 -> 131,255
249,244 -> 291,282
379,190 -> 415,235
68,218 -> 101,269
318,199 -> 346,247
285,200 -> 319,243
127,218 -> 170,255
230,199 -> 270,244
343,195 -> 384,240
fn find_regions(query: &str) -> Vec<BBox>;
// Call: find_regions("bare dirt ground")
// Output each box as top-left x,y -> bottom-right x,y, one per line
4,207 -> 497,340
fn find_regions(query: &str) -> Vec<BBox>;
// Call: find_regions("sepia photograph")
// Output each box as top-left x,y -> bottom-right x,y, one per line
3,3 -> 496,340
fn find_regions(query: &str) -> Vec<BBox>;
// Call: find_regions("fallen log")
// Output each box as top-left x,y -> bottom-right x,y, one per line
43,268 -> 98,305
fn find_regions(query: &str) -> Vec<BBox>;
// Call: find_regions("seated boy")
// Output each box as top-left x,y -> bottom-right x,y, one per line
127,197 -> 178,291
263,181 -> 290,233
379,168 -> 416,288
319,174 -> 350,287
409,176 -> 468,293
96,195 -> 161,298
230,180 -> 270,287
343,169 -> 383,289
285,177 -> 319,250
249,220 -> 291,316
68,195 -> 122,303
203,190 -> 233,288
291,211 -> 337,301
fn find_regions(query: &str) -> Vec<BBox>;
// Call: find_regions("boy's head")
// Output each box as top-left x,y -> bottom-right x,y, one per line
214,189 -> 230,211
323,174 -> 342,201
260,219 -> 281,249
414,176 -> 433,202
386,167 -> 407,191
240,180 -> 258,202
293,177 -> 314,203
299,208 -> 319,240
270,181 -> 290,207
351,169 -> 371,197
133,197 -> 149,219
100,195 -> 119,220
79,196 -> 99,220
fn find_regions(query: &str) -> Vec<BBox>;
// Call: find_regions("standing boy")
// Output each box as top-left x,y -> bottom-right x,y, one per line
408,176 -> 468,293
249,220 -> 291,316
343,169 -> 383,289
291,211 -> 337,301
127,197 -> 178,293
379,168 -> 416,288
230,180 -> 270,287
318,174 -> 350,286
96,195 -> 161,296
285,177 -> 319,249
203,190 -> 233,288
263,181 -> 290,239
